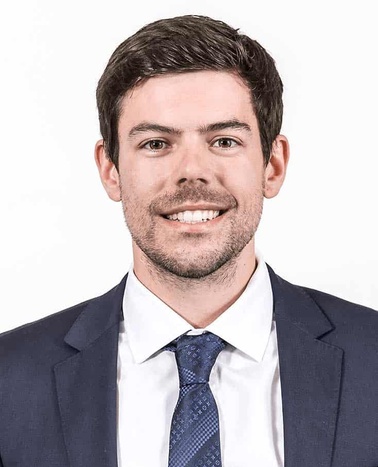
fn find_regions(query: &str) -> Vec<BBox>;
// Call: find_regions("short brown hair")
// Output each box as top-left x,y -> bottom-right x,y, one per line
96,15 -> 283,168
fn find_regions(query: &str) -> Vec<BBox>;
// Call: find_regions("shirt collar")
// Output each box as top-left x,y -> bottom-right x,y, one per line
122,271 -> 191,363
122,251 -> 273,364
206,254 -> 273,362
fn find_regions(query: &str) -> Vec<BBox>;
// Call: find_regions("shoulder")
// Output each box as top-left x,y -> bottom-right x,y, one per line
295,283 -> 378,352
0,298 -> 91,366
301,285 -> 378,327
0,278 -> 126,404
0,275 -> 127,357
270,265 -> 378,327
269,264 -> 378,349
0,300 -> 89,399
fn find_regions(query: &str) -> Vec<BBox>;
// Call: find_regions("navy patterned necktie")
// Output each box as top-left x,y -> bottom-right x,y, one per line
165,332 -> 226,467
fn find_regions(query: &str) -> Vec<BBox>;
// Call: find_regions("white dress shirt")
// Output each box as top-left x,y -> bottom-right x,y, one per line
117,254 -> 284,466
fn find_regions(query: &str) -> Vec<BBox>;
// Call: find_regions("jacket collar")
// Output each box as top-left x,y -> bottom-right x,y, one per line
268,265 -> 343,467
64,275 -> 127,351
56,267 -> 343,467
54,275 -> 127,467
268,264 -> 334,338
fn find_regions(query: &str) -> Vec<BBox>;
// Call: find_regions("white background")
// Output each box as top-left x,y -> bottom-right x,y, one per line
1,0 -> 377,332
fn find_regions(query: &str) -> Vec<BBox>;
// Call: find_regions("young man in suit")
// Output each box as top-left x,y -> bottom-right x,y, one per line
1,15 -> 378,467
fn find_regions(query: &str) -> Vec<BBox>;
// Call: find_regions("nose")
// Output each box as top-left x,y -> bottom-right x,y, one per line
175,142 -> 213,186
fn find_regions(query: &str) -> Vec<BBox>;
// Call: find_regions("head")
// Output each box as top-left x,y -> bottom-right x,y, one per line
95,16 -> 289,281
96,15 -> 284,170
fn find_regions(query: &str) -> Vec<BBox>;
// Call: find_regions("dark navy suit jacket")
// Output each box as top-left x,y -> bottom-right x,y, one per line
1,266 -> 378,466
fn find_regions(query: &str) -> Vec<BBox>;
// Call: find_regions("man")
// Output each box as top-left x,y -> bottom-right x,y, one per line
0,14 -> 378,467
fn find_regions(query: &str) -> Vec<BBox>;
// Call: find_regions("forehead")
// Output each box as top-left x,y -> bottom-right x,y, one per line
119,70 -> 257,130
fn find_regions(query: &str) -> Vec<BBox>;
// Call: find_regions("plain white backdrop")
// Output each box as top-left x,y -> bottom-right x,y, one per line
1,0 -> 377,333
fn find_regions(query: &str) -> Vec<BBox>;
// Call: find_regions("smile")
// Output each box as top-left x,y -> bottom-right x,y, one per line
164,209 -> 223,223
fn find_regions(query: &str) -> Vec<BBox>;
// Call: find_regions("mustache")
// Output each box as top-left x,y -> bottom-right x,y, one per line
150,185 -> 237,213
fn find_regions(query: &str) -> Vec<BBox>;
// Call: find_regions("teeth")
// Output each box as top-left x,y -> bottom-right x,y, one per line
183,211 -> 193,223
166,210 -> 221,223
192,211 -> 202,222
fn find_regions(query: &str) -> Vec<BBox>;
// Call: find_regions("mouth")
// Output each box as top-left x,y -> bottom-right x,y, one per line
162,209 -> 227,224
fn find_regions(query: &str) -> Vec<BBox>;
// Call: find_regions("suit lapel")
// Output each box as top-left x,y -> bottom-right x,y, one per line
52,266 -> 344,466
269,267 -> 343,467
54,276 -> 127,467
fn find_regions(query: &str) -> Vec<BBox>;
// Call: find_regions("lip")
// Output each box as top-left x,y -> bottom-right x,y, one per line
160,208 -> 229,231
160,204 -> 229,217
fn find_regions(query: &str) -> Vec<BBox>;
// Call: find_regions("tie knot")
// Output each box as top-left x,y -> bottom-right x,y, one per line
167,332 -> 226,387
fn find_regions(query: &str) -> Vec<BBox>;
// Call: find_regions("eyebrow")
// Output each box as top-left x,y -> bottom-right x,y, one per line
198,119 -> 252,134
128,119 -> 252,139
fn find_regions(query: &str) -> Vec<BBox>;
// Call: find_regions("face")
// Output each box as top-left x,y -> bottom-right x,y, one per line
96,71 -> 288,279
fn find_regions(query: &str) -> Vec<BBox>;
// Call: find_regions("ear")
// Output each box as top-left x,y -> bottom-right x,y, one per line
263,135 -> 290,199
94,139 -> 121,202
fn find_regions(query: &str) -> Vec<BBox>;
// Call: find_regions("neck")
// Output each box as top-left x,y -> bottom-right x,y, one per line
132,241 -> 257,328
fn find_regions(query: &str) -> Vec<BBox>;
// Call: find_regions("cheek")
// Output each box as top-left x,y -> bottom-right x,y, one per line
143,170 -> 167,192
222,163 -> 264,194
119,163 -> 167,200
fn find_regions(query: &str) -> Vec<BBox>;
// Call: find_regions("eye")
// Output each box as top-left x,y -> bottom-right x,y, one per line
212,138 -> 239,149
142,140 -> 168,151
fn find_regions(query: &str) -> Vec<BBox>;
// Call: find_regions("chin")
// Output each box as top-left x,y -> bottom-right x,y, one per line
145,249 -> 238,280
